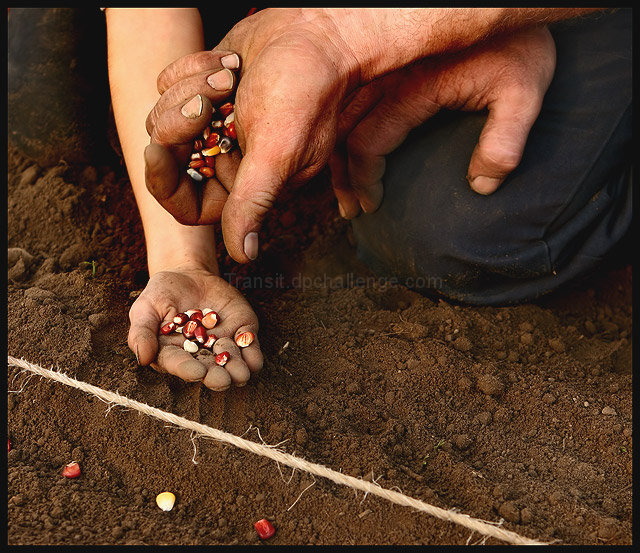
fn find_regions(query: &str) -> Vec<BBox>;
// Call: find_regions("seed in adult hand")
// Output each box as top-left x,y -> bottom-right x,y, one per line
218,102 -> 234,117
202,146 -> 221,157
215,351 -> 230,366
156,492 -> 176,512
183,339 -> 199,353
186,168 -> 203,182
194,324 -> 208,345
193,139 -> 203,151
204,132 -> 221,148
224,112 -> 234,127
254,518 -> 275,540
210,119 -> 224,129
189,159 -> 206,169
191,151 -> 203,161
202,311 -> 218,329
199,166 -> 215,178
160,321 -> 177,335
224,122 -> 236,140
219,136 -> 233,154
182,320 -> 199,339
62,461 -> 81,479
203,334 -> 217,349
174,313 -> 189,325
235,331 -> 255,348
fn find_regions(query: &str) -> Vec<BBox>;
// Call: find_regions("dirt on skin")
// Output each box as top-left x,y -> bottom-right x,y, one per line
7,143 -> 632,545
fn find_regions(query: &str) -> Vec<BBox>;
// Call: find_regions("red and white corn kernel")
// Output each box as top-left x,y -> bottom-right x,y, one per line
62,461 -> 81,479
160,321 -> 177,335
202,311 -> 218,329
182,320 -> 199,340
194,325 -> 208,344
203,334 -> 217,349
254,518 -> 276,540
215,351 -> 230,366
235,331 -> 255,348
173,312 -> 189,325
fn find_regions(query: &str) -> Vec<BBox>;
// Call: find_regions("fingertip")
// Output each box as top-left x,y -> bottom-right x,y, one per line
468,175 -> 502,195
202,365 -> 232,391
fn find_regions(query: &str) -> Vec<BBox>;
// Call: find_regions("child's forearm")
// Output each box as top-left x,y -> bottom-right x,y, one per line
106,8 -> 219,276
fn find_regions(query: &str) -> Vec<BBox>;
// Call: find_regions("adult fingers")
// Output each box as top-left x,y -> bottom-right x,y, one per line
153,343 -> 208,382
144,142 -> 227,225
466,87 -> 544,195
328,150 -> 361,219
146,71 -> 236,137
213,338 -> 250,387
128,303 -> 161,367
157,50 -> 240,95
149,93 -> 213,146
220,147 -> 284,263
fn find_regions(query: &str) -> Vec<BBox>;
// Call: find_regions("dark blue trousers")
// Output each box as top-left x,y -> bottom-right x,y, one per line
351,9 -> 632,305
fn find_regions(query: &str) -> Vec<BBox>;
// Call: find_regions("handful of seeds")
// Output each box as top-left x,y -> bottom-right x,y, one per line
186,101 -> 237,182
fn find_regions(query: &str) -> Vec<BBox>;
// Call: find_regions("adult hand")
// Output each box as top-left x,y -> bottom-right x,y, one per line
330,25 -> 556,218
147,9 -> 361,262
143,51 -> 243,225
128,262 -> 263,391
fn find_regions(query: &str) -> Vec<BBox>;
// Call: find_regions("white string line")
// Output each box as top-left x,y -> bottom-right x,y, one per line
7,355 -> 548,546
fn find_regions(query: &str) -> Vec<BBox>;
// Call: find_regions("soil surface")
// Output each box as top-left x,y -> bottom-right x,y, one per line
7,143 -> 632,545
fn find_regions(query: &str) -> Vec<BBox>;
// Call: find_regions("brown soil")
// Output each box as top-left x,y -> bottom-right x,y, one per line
7,143 -> 632,545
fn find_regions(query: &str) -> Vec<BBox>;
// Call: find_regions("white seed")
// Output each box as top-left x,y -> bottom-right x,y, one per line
156,492 -> 176,511
175,326 -> 183,334
224,112 -> 235,127
183,339 -> 199,353
202,308 -> 214,315
185,309 -> 196,317
187,168 -> 203,182
219,137 -> 233,154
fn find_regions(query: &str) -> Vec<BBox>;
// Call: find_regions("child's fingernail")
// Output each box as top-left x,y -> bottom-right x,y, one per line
244,232 -> 259,260
181,94 -> 203,119
220,53 -> 240,70
207,69 -> 234,91
469,175 -> 501,195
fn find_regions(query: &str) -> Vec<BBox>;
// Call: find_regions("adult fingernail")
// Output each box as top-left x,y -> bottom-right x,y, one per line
244,232 -> 259,260
135,345 -> 140,365
469,176 -> 501,195
181,94 -> 203,119
338,202 -> 347,218
220,53 -> 240,70
207,69 -> 234,91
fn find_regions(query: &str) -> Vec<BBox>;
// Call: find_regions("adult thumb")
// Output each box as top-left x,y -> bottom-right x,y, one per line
221,149 -> 284,263
467,89 -> 543,195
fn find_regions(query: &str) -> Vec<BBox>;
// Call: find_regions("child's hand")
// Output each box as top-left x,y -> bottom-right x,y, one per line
127,263 -> 263,390
144,51 -> 242,224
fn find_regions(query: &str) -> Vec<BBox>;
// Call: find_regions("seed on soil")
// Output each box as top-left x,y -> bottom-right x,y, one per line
174,313 -> 189,325
156,492 -> 176,512
186,168 -> 204,182
160,321 -> 177,335
254,518 -> 275,540
183,339 -> 199,353
203,334 -> 217,349
182,320 -> 199,339
235,331 -> 255,348
215,351 -> 230,366
62,461 -> 81,479
202,311 -> 218,329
